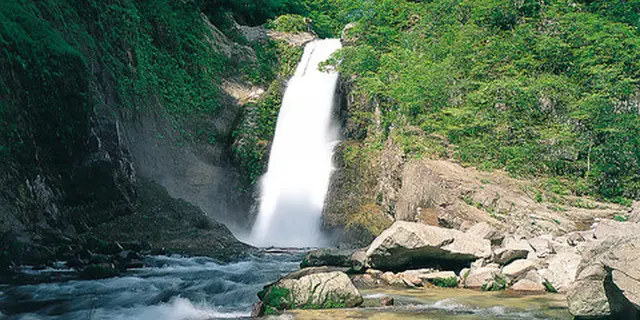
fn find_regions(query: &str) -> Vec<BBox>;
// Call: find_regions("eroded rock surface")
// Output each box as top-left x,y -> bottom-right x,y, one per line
366,221 -> 491,271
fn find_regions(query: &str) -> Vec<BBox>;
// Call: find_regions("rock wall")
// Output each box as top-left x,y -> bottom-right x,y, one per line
0,2 -> 277,269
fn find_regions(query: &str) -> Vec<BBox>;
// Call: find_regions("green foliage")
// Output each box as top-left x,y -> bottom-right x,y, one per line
232,40 -> 303,186
431,277 -> 459,288
268,14 -> 308,33
543,279 -> 558,293
0,0 -> 238,184
482,275 -> 507,291
258,286 -> 293,310
613,215 -> 629,222
324,0 -> 640,201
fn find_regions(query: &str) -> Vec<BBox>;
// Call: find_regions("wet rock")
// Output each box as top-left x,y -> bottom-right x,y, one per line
351,274 -> 377,288
251,301 -> 265,318
79,263 -> 119,280
258,268 -> 363,310
539,252 -> 581,293
300,248 -> 354,268
125,260 -> 145,269
366,221 -> 491,271
381,271 -> 404,287
381,297 -> 394,306
350,250 -> 368,273
89,254 -> 110,264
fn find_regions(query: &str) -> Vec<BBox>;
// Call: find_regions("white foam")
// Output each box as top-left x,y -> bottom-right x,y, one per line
250,39 -> 342,247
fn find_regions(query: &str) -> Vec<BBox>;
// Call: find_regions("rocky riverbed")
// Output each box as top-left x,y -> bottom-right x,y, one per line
256,214 -> 640,319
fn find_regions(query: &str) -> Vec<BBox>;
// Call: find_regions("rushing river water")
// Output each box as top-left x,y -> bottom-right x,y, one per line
0,251 -> 570,320
0,252 -> 302,320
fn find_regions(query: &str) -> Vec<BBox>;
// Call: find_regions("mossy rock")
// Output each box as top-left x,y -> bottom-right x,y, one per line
258,269 -> 363,311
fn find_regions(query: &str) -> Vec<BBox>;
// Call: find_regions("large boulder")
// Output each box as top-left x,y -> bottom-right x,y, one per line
466,222 -> 505,245
492,237 -> 533,265
366,221 -> 491,271
510,270 -> 546,294
464,266 -> 501,290
258,267 -> 363,312
567,236 -> 640,319
539,252 -> 581,293
502,259 -> 536,283
527,235 -> 555,258
594,219 -> 640,240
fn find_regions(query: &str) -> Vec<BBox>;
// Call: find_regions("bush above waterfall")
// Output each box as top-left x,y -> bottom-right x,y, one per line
268,14 -> 308,33
319,0 -> 640,201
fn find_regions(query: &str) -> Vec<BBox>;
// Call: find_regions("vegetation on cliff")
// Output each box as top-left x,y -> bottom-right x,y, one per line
316,0 -> 640,202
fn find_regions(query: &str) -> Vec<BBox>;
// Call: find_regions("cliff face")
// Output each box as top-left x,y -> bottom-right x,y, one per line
0,0 -> 298,269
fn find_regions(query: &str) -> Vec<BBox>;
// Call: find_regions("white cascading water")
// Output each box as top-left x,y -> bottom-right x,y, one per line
250,39 -> 342,247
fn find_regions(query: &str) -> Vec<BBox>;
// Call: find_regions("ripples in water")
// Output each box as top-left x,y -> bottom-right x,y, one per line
0,251 -> 303,320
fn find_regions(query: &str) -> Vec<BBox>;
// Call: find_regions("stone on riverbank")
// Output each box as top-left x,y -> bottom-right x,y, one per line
258,267 -> 363,312
567,235 -> 640,319
366,221 -> 491,271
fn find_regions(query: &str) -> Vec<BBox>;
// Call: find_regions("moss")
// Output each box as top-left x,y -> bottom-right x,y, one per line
258,286 -> 293,310
431,277 -> 459,288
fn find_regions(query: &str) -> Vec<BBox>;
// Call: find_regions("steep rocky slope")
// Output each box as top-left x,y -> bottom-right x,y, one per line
0,0 -> 310,273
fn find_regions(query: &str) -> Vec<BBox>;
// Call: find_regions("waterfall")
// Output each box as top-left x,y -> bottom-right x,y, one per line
250,39 -> 342,247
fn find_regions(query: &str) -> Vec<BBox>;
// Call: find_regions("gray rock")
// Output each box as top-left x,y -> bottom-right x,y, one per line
464,266 -> 500,289
629,201 -> 640,223
258,268 -> 363,310
466,222 -> 505,245
510,270 -> 546,294
539,252 -> 581,293
527,235 -> 554,258
366,221 -> 491,271
502,259 -> 536,282
567,235 -> 640,319
594,219 -> 640,240
251,301 -> 265,318
566,232 -> 586,247
300,248 -> 354,268
350,250 -> 368,272
568,264 -> 611,318
493,237 -> 533,265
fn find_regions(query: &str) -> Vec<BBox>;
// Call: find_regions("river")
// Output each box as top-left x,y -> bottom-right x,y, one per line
0,251 -> 570,320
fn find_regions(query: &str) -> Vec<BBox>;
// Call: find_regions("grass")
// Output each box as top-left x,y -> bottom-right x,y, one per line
431,277 -> 459,288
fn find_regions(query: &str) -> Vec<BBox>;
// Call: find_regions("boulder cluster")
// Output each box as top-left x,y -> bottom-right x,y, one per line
255,216 -> 640,319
